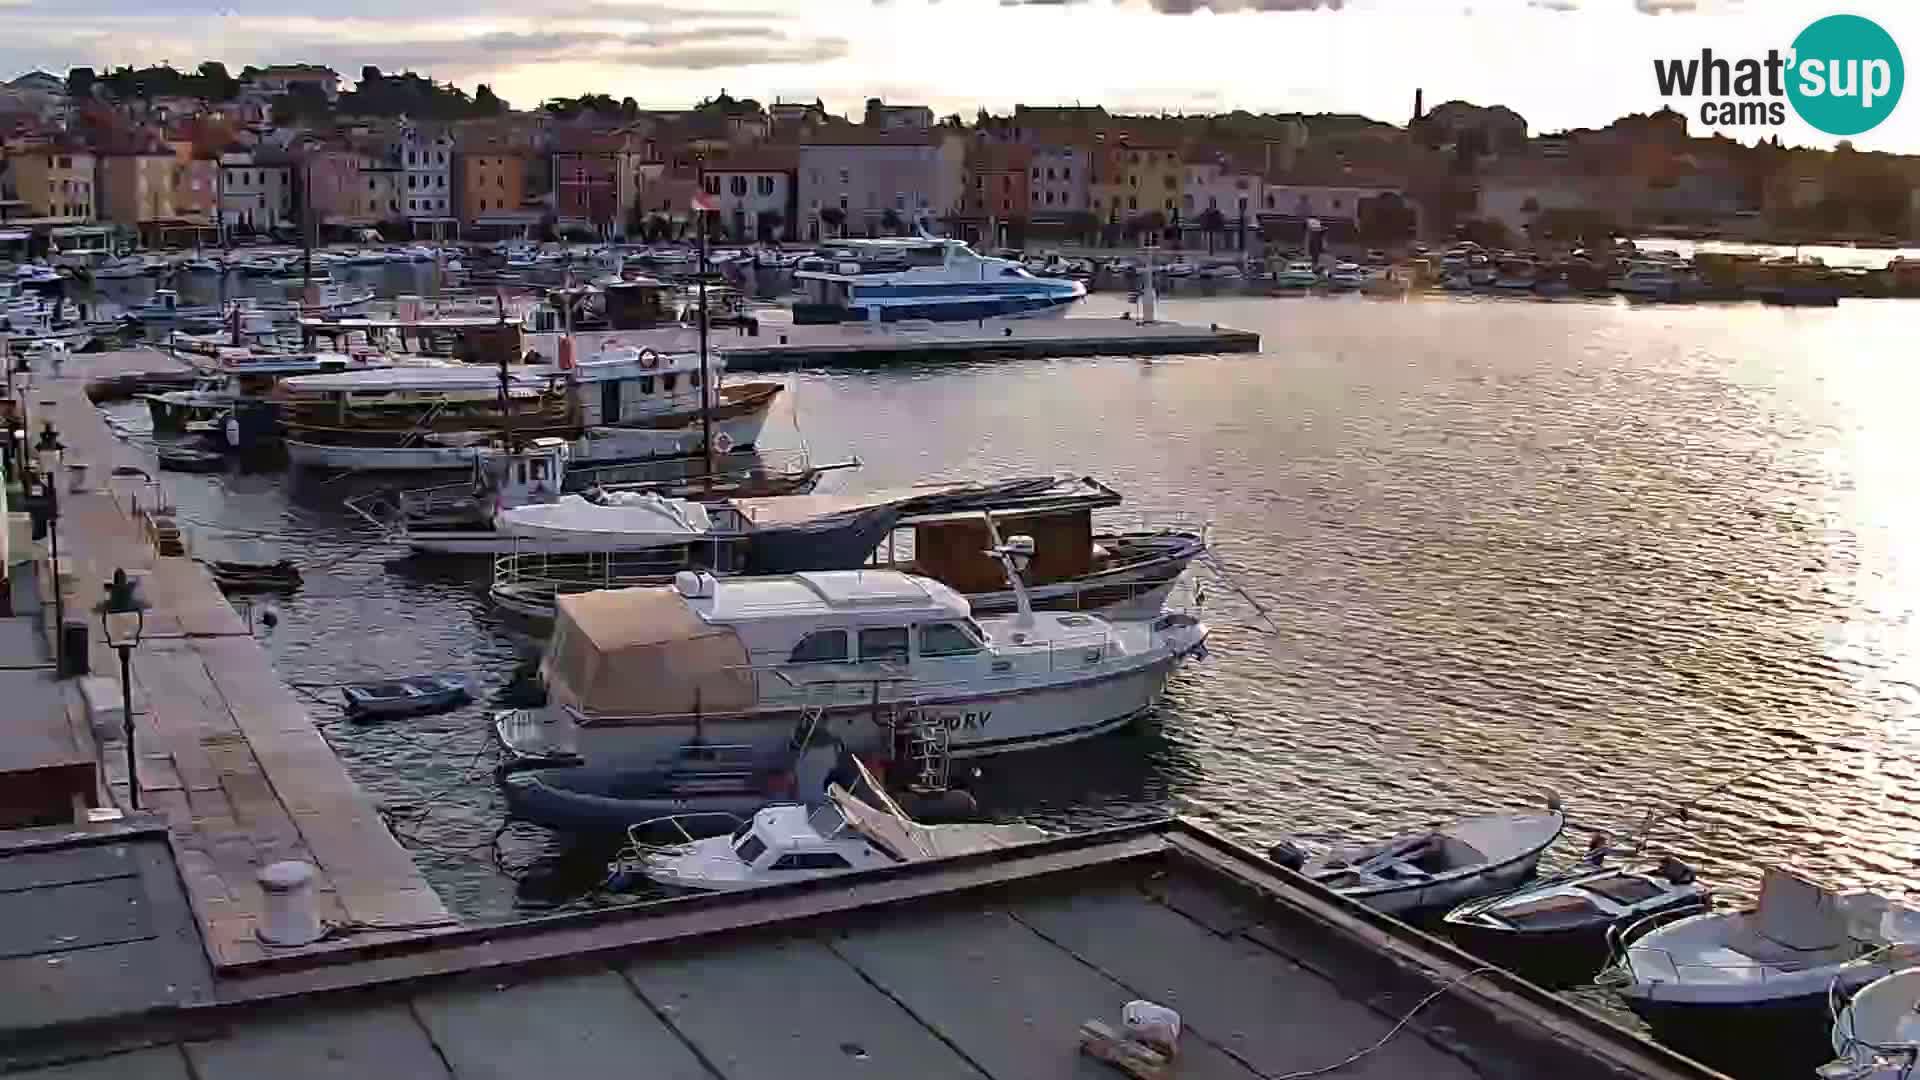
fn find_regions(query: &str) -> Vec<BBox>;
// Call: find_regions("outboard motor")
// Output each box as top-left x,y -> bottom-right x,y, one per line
1267,838 -> 1309,872
1657,856 -> 1696,885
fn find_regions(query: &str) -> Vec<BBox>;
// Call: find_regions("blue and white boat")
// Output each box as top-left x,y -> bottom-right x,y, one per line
793,238 -> 1084,324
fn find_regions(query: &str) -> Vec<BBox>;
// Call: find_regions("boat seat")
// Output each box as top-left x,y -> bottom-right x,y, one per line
1746,866 -> 1850,954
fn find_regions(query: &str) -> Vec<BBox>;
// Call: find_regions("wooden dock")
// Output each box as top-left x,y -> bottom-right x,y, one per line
21,347 -> 453,971
719,316 -> 1260,370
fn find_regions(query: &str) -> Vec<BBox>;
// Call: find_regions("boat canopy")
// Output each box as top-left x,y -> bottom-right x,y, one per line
544,587 -> 755,717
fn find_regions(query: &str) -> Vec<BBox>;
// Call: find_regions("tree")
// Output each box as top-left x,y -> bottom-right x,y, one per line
474,84 -> 505,115
196,61 -> 237,100
1355,192 -> 1416,248
1197,208 -> 1226,254
820,206 -> 846,237
758,209 -> 784,243
65,67 -> 96,99
1065,210 -> 1099,246
361,66 -> 383,87
1455,217 -> 1512,249
863,97 -> 884,126
621,96 -> 639,121
880,208 -> 904,235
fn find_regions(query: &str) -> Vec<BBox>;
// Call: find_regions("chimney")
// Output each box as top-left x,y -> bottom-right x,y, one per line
1413,88 -> 1424,124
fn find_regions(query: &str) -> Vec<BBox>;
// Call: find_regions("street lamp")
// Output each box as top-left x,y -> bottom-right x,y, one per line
96,568 -> 148,809
35,422 -> 64,675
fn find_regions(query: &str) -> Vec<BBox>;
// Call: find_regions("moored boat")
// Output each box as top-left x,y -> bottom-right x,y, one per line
793,237 -> 1084,324
342,674 -> 473,720
1270,804 -> 1565,917
1825,967 -> 1920,1080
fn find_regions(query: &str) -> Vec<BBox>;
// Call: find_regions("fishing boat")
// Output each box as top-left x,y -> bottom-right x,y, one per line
637,761 -> 1048,892
1441,853 -> 1711,987
793,237 -> 1084,324
494,533 -> 1209,766
342,674 -> 473,720
1824,967 -> 1920,1080
1602,867 -> 1920,1077
1270,803 -> 1565,917
205,558 -> 303,593
498,738 -> 846,834
144,350 -> 361,435
123,290 -> 221,322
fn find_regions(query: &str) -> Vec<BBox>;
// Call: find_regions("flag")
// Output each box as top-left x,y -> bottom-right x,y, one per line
691,190 -> 716,214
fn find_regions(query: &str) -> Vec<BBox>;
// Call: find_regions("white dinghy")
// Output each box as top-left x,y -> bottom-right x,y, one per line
1604,866 -> 1920,1078
1826,966 -> 1920,1080
1271,802 -> 1565,917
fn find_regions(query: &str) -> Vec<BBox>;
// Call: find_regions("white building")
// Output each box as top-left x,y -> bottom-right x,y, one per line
1029,144 -> 1087,217
219,151 -> 292,233
1259,183 -> 1402,226
701,151 -> 796,242
1181,158 -> 1262,247
394,124 -> 455,226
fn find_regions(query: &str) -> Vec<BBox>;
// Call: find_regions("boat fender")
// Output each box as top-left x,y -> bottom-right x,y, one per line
1267,838 -> 1309,872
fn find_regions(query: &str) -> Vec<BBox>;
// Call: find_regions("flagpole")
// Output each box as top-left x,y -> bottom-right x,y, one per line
696,156 -> 713,490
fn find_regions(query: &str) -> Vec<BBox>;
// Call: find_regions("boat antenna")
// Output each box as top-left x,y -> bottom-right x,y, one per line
695,155 -> 714,491
980,511 -> 1035,630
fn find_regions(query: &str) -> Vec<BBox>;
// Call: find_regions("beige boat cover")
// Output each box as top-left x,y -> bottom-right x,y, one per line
543,586 -> 755,716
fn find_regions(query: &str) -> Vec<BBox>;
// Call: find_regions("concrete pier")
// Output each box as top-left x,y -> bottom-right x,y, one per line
15,346 -> 452,972
719,316 -> 1262,371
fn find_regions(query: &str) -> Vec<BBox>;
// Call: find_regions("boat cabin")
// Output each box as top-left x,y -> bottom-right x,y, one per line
474,437 -> 570,512
720,802 -> 901,877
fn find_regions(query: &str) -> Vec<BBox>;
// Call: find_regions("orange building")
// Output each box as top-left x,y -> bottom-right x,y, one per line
97,151 -> 179,226
456,139 -> 529,226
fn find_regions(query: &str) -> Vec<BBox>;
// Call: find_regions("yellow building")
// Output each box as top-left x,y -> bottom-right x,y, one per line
9,146 -> 96,220
1089,140 -> 1181,232
98,152 -> 179,226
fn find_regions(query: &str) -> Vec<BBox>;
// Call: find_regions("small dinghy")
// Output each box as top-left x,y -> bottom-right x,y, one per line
1825,967 -> 1920,1080
206,558 -> 302,593
342,674 -> 473,721
157,445 -> 226,473
1270,802 -> 1565,917
1602,866 -> 1920,1077
1441,849 -> 1712,987
499,741 -> 843,834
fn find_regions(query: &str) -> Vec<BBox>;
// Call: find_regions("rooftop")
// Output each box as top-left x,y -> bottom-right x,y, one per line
692,569 -> 969,624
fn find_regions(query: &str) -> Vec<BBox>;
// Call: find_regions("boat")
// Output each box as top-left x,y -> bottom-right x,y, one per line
494,550 -> 1209,767
342,674 -> 473,721
495,491 -> 713,550
156,444 -> 226,472
499,738 -> 846,834
1273,260 -> 1320,288
1441,853 -> 1711,987
1269,803 -> 1565,917
92,256 -> 160,280
637,759 -> 1048,892
1160,260 -> 1197,279
1824,967 -> 1920,1080
144,349 -> 361,437
123,290 -> 221,322
793,237 -> 1085,324
205,558 -> 302,593
1325,262 -> 1366,290
1602,866 -> 1920,1077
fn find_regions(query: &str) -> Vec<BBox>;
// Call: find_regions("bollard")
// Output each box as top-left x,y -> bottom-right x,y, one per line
59,618 -> 88,676
66,461 -> 88,494
258,861 -> 324,945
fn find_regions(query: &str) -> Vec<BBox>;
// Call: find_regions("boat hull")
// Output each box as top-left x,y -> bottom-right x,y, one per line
794,286 -> 1083,325
1354,849 -> 1548,917
1442,893 -> 1709,988
290,413 -> 770,475
1623,993 -> 1844,1078
497,634 -> 1205,767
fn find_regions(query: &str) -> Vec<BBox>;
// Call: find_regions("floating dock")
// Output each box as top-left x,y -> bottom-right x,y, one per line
7,347 -> 453,975
722,316 -> 1260,370
0,820 -> 1721,1079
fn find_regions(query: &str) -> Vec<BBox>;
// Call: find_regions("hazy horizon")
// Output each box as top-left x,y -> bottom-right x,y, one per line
6,0 -> 1919,152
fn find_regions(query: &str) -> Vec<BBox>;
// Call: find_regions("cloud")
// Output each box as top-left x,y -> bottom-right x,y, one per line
1529,0 -> 1578,10
996,0 -> 1344,8
1633,0 -> 1694,11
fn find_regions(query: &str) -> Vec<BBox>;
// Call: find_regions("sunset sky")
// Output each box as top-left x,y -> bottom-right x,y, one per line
4,0 -> 1918,151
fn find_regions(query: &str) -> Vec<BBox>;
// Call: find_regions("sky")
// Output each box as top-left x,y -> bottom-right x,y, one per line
5,0 -> 1920,151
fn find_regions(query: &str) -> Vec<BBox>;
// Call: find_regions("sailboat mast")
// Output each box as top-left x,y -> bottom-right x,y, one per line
696,158 -> 713,485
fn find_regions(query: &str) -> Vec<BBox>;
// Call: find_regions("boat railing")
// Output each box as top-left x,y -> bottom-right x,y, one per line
492,542 -> 743,597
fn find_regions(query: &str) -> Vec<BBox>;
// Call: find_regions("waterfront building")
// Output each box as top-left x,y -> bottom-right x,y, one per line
219,149 -> 292,233
1181,154 -> 1262,250
700,148 -> 797,242
796,127 -> 964,240
8,143 -> 95,220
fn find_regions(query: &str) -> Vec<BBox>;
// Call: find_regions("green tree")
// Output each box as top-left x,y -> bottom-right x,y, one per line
361,66 -> 383,87
881,208 -> 904,235
1197,207 -> 1226,254
196,61 -> 237,100
474,83 -> 504,114
758,209 -> 784,242
65,67 -> 96,99
621,96 -> 639,121
1356,192 -> 1416,247
820,205 -> 846,237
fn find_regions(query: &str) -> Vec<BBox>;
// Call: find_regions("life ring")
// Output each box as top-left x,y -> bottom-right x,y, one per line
712,431 -> 735,455
636,348 -> 660,370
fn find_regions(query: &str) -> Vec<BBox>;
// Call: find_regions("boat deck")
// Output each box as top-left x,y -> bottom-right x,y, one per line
16,347 -> 453,973
0,823 -> 1722,1080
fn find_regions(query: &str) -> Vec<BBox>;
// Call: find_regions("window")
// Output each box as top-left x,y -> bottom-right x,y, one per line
772,852 -> 853,871
734,833 -> 768,863
838,168 -> 849,184
1208,196 -> 1218,210
920,622 -> 981,658
1332,198 -> 1343,209
1128,195 -> 1137,210
1002,199 -> 1010,212
638,375 -> 655,394
369,179 -> 376,191
859,627 -> 909,662
789,629 -> 848,663
601,380 -> 621,423
1044,191 -> 1054,205
409,199 -> 416,210
1063,167 -> 1071,180
756,176 -> 774,196
729,176 -> 747,196
703,175 -> 720,195
408,175 -> 417,189
661,372 -> 678,392
57,156 -> 70,168
438,175 -> 446,188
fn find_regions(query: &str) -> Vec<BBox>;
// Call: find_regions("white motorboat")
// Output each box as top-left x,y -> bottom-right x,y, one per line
1603,867 -> 1920,1077
497,491 -> 713,549
640,764 -> 1049,892
1273,260 -> 1320,288
123,290 -> 221,322
1325,262 -> 1366,290
495,544 -> 1209,765
1826,967 -> 1920,1080
1272,804 -> 1565,917
1160,260 -> 1197,279
794,237 -> 1084,324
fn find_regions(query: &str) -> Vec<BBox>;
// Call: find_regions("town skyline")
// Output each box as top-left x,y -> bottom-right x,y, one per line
5,0 -> 1920,152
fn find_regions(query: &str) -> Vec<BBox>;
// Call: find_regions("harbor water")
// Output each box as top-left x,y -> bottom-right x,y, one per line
99,279 -> 1920,926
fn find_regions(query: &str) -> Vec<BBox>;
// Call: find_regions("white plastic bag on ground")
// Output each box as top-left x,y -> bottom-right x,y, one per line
1122,1000 -> 1181,1054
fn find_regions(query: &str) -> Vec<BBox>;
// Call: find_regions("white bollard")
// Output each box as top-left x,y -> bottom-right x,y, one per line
257,860 -> 324,946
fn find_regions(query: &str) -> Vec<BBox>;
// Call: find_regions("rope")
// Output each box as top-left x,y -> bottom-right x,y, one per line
1266,965 -> 1502,1079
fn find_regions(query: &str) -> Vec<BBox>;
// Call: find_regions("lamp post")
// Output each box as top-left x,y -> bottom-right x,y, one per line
35,422 -> 63,675
96,568 -> 147,809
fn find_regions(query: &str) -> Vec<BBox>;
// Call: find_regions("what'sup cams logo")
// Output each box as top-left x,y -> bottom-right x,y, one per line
1654,14 -> 1904,136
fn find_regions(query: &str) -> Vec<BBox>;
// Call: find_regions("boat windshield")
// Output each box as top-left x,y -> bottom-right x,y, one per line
733,832 -> 767,863
807,801 -> 847,838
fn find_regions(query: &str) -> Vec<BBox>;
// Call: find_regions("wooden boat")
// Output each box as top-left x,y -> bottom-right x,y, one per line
1270,804 -> 1565,917
206,558 -> 302,593
1602,867 -> 1920,1078
341,674 -> 473,720
1440,854 -> 1711,987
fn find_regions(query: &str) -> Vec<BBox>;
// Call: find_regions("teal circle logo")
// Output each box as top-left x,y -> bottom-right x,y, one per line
1788,14 -> 1904,136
